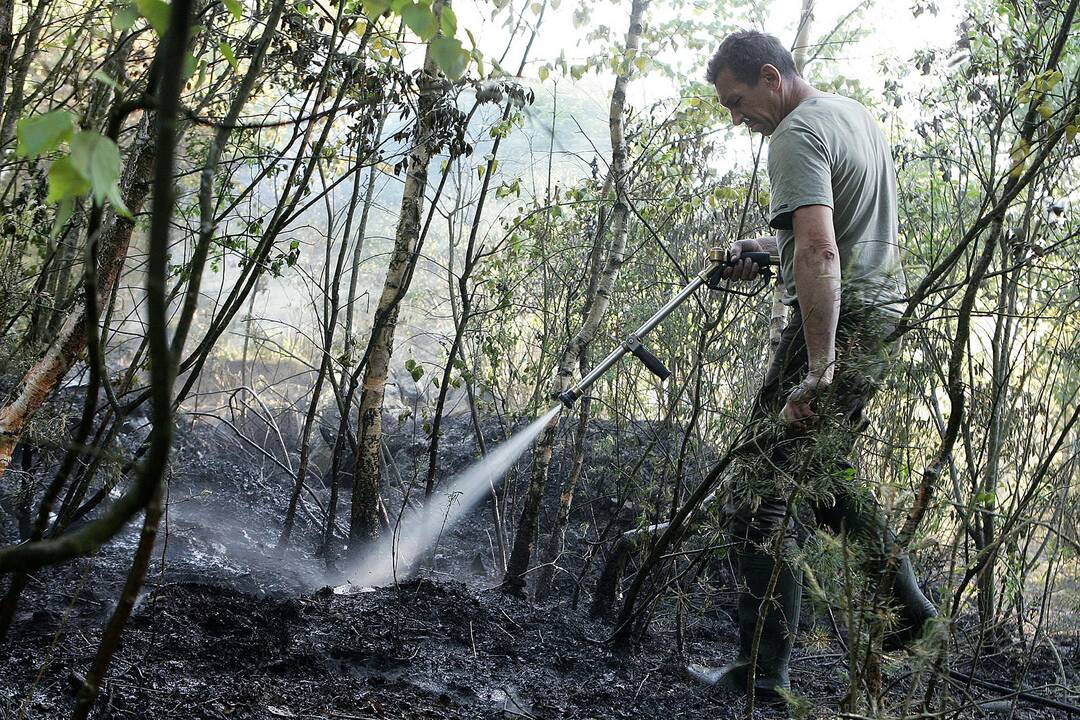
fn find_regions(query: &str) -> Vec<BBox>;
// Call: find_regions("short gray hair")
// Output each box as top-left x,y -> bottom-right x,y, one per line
705,30 -> 798,85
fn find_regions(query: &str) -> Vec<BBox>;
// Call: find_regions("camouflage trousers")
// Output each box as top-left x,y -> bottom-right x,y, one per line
725,304 -> 901,558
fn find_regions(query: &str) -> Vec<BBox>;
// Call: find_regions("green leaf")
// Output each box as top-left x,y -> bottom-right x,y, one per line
463,28 -> 483,76
69,131 -> 123,208
112,4 -> 140,30
105,181 -> 133,219
430,35 -> 467,80
46,157 -> 91,203
439,4 -> 457,36
16,110 -> 74,158
220,40 -> 238,70
405,358 -> 424,382
223,0 -> 243,20
51,197 -> 75,239
135,0 -> 170,35
538,65 -> 549,81
401,3 -> 435,40
362,0 -> 390,18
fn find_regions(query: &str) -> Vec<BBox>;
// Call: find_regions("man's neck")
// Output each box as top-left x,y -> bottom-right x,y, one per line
782,78 -> 824,116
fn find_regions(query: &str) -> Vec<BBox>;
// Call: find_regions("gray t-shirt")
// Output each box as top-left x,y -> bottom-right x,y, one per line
768,94 -> 906,314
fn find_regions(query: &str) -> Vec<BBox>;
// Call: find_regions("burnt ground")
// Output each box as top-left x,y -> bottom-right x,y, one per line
2,412 -> 1078,719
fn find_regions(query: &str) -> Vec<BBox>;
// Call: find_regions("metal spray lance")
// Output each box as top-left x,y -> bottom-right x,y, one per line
556,248 -> 779,408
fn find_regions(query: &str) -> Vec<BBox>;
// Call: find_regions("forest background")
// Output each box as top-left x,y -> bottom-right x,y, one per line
0,0 -> 1078,716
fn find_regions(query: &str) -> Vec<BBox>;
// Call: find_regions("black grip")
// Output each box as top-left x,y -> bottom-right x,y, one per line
631,344 -> 671,381
727,251 -> 772,270
707,250 -> 772,289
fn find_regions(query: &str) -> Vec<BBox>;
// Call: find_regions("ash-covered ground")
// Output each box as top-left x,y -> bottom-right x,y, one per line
2,412 -> 1076,719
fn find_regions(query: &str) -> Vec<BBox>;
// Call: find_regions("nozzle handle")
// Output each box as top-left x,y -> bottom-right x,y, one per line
707,250 -> 773,288
631,343 -> 671,381
728,251 -> 773,270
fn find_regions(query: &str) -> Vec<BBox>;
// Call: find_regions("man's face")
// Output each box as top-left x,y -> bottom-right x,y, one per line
712,65 -> 784,136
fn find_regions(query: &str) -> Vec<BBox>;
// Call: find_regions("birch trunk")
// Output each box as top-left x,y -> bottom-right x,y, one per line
502,0 -> 649,594
0,117 -> 155,479
320,114 -> 385,558
348,2 -> 450,554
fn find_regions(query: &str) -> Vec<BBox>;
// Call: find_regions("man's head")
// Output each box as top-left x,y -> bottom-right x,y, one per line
706,31 -> 800,136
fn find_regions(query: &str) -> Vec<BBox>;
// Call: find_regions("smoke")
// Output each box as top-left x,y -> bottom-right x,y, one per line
347,404 -> 563,588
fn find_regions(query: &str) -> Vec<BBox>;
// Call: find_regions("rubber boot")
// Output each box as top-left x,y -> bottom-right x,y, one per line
703,551 -> 802,703
882,554 -> 937,651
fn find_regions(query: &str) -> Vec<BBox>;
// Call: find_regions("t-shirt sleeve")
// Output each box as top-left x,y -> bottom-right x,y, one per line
768,125 -> 833,231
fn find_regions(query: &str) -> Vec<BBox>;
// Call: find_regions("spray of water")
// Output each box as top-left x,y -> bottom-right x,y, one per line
348,404 -> 564,588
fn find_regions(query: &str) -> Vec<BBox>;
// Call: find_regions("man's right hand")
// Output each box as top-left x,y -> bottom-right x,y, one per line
720,238 -> 765,282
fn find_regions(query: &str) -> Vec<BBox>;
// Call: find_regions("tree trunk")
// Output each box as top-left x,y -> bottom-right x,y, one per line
348,1 -> 452,555
424,2 -> 546,501
319,113 -> 385,560
976,210 -> 1024,633
0,0 -> 48,145
0,0 -> 14,115
281,104 -> 371,548
533,188 -> 609,600
0,0 -> 193,573
503,0 -> 648,594
0,116 -> 155,479
764,0 -> 814,350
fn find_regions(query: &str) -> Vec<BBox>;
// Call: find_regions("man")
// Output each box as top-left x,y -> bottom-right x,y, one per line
694,30 -> 937,702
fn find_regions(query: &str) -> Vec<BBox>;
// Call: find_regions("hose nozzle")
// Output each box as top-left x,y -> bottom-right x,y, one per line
556,388 -> 581,408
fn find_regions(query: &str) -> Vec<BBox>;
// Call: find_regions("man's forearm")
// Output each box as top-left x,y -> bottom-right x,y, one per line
792,209 -> 840,381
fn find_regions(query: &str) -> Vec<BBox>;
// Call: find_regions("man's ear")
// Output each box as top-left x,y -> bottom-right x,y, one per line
760,63 -> 782,90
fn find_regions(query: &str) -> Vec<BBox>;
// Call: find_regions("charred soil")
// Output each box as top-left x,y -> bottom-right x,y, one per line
2,414 -> 1077,719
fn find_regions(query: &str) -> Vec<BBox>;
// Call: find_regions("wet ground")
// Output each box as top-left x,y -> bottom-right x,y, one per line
2,414 -> 1078,719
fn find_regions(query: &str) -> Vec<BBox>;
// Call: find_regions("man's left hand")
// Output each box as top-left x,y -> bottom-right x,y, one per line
780,374 -> 831,431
